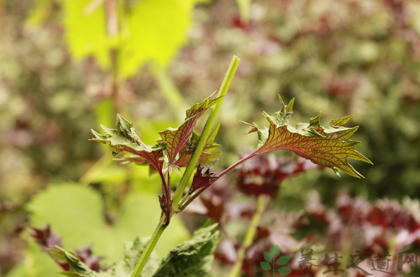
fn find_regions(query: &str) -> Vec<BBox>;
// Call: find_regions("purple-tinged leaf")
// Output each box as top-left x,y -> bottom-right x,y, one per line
91,114 -> 166,172
190,163 -> 218,193
246,96 -> 373,178
28,225 -> 62,250
158,95 -> 223,163
175,125 -> 222,167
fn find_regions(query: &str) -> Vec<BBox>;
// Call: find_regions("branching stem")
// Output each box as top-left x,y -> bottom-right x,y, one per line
129,56 -> 240,277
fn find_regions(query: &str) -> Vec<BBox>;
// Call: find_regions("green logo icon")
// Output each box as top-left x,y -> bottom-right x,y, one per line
260,244 -> 292,276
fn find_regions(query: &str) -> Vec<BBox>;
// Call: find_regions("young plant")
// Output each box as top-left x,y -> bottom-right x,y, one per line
90,56 -> 372,277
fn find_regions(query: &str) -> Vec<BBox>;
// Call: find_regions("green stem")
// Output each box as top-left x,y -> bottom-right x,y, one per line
228,195 -> 269,277
130,217 -> 166,277
172,55 -> 240,213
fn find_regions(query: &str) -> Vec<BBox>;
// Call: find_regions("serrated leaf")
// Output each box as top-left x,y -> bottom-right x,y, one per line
53,247 -> 99,277
246,96 -> 373,178
158,95 -> 222,163
276,256 -> 291,266
93,96 -> 222,173
260,262 -> 272,270
151,223 -> 219,277
263,251 -> 273,263
91,114 -> 165,172
190,163 -> 218,192
46,238 -> 158,277
103,238 -> 159,277
278,267 -> 292,276
175,123 -> 222,168
271,244 -> 281,258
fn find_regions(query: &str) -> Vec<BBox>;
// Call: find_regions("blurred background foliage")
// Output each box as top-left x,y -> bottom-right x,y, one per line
1,0 -> 420,276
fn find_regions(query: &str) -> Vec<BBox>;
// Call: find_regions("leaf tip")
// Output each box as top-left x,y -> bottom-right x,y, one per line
333,167 -> 341,177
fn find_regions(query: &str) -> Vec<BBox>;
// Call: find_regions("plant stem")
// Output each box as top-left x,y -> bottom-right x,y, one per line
129,56 -> 240,277
217,152 -> 256,179
228,194 -> 269,277
130,217 -> 166,277
172,55 -> 240,213
178,152 -> 257,210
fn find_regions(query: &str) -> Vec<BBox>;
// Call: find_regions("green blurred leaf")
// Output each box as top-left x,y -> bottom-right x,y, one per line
27,184 -> 189,266
58,0 -> 205,78
260,261 -> 271,271
119,0 -> 205,78
271,244 -> 281,258
64,0 -> 111,69
278,267 -> 292,276
276,256 -> 291,266
263,251 -> 272,263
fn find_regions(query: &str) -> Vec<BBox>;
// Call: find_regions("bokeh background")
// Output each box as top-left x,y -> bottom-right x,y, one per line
1,0 -> 420,276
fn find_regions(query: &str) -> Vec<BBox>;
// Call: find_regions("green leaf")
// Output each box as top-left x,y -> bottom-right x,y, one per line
27,184 -> 189,267
260,262 -> 272,271
263,251 -> 273,263
118,0 -> 206,78
63,0 -> 111,69
271,244 -> 281,258
151,223 -> 219,277
53,0 -> 206,77
278,267 -> 292,276
276,256 -> 291,266
57,247 -> 99,277
246,96 -> 373,178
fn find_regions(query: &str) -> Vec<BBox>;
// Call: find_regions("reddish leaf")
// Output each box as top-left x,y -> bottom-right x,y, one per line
176,124 -> 222,167
29,226 -> 103,272
246,96 -> 373,178
28,226 -> 70,271
28,225 -> 63,250
92,95 -> 222,173
75,247 -> 103,272
158,95 -> 222,163
191,163 -> 218,192
91,114 -> 166,172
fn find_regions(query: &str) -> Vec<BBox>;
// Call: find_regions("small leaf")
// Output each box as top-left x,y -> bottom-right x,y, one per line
190,163 -> 218,192
271,244 -> 281,258
91,115 -> 165,173
263,251 -> 273,263
278,267 -> 292,276
260,262 -> 272,271
28,226 -> 62,250
246,96 -> 373,178
158,94 -> 222,163
53,247 -> 99,277
276,256 -> 291,266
